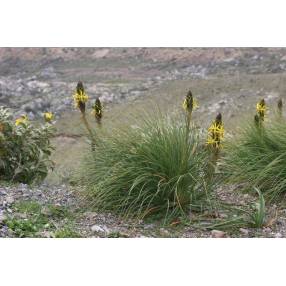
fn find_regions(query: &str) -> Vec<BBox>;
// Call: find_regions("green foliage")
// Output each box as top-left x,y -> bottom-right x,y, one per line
55,228 -> 81,238
5,217 -> 50,238
4,200 -> 51,238
5,200 -> 77,237
80,115 -> 213,220
107,231 -> 129,238
0,107 -> 55,184
249,188 -> 265,228
14,200 -> 42,214
205,188 -> 266,231
46,205 -> 72,219
221,118 -> 286,201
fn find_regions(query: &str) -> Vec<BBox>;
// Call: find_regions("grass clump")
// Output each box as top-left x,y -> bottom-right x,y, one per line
221,117 -> 286,202
80,114 -> 212,221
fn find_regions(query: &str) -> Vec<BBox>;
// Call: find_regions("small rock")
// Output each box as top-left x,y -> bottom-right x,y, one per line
41,206 -> 52,216
39,231 -> 55,238
211,230 -> 226,238
263,227 -> 272,233
91,225 -> 110,234
6,196 -> 14,204
159,228 -> 170,236
0,214 -> 6,224
275,233 -> 283,238
18,213 -> 27,219
239,228 -> 249,236
144,224 -> 155,230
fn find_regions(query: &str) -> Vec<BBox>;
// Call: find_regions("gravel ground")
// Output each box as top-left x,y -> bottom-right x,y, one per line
1,183 -> 286,238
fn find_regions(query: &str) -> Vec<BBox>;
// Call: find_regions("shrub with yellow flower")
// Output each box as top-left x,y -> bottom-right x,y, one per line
0,107 -> 55,184
44,112 -> 54,123
15,115 -> 28,126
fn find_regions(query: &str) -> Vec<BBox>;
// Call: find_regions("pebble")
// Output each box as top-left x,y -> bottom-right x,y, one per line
91,225 -> 110,234
159,228 -> 170,236
263,227 -> 272,233
211,230 -> 226,238
6,196 -> 14,204
0,214 -> 6,224
239,228 -> 249,236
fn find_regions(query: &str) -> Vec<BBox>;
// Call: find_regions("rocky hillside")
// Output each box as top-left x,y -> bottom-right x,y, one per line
1,47 -> 286,119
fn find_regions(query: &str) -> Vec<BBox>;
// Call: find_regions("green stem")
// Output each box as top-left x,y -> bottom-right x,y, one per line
81,113 -> 96,151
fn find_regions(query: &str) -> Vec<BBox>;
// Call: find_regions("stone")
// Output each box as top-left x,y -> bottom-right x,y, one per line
0,214 -> 6,224
239,228 -> 249,236
211,230 -> 226,238
6,196 -> 14,204
91,225 -> 110,234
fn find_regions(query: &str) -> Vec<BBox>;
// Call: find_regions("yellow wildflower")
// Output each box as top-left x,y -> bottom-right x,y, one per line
73,81 -> 88,113
44,112 -> 54,123
15,115 -> 28,126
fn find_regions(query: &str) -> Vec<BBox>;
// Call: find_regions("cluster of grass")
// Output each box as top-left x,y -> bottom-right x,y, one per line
221,115 -> 286,202
74,81 -> 269,230
80,114 -> 214,221
3,201 -> 80,238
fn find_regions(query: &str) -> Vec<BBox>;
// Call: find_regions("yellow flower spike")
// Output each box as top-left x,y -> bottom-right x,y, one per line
182,90 -> 198,112
15,115 -> 28,126
206,113 -> 224,150
73,81 -> 89,113
256,99 -> 266,120
91,98 -> 103,124
44,112 -> 54,123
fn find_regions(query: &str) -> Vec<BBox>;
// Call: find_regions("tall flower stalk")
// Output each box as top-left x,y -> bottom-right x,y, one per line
206,113 -> 224,181
254,99 -> 267,130
278,98 -> 283,117
73,81 -> 95,149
